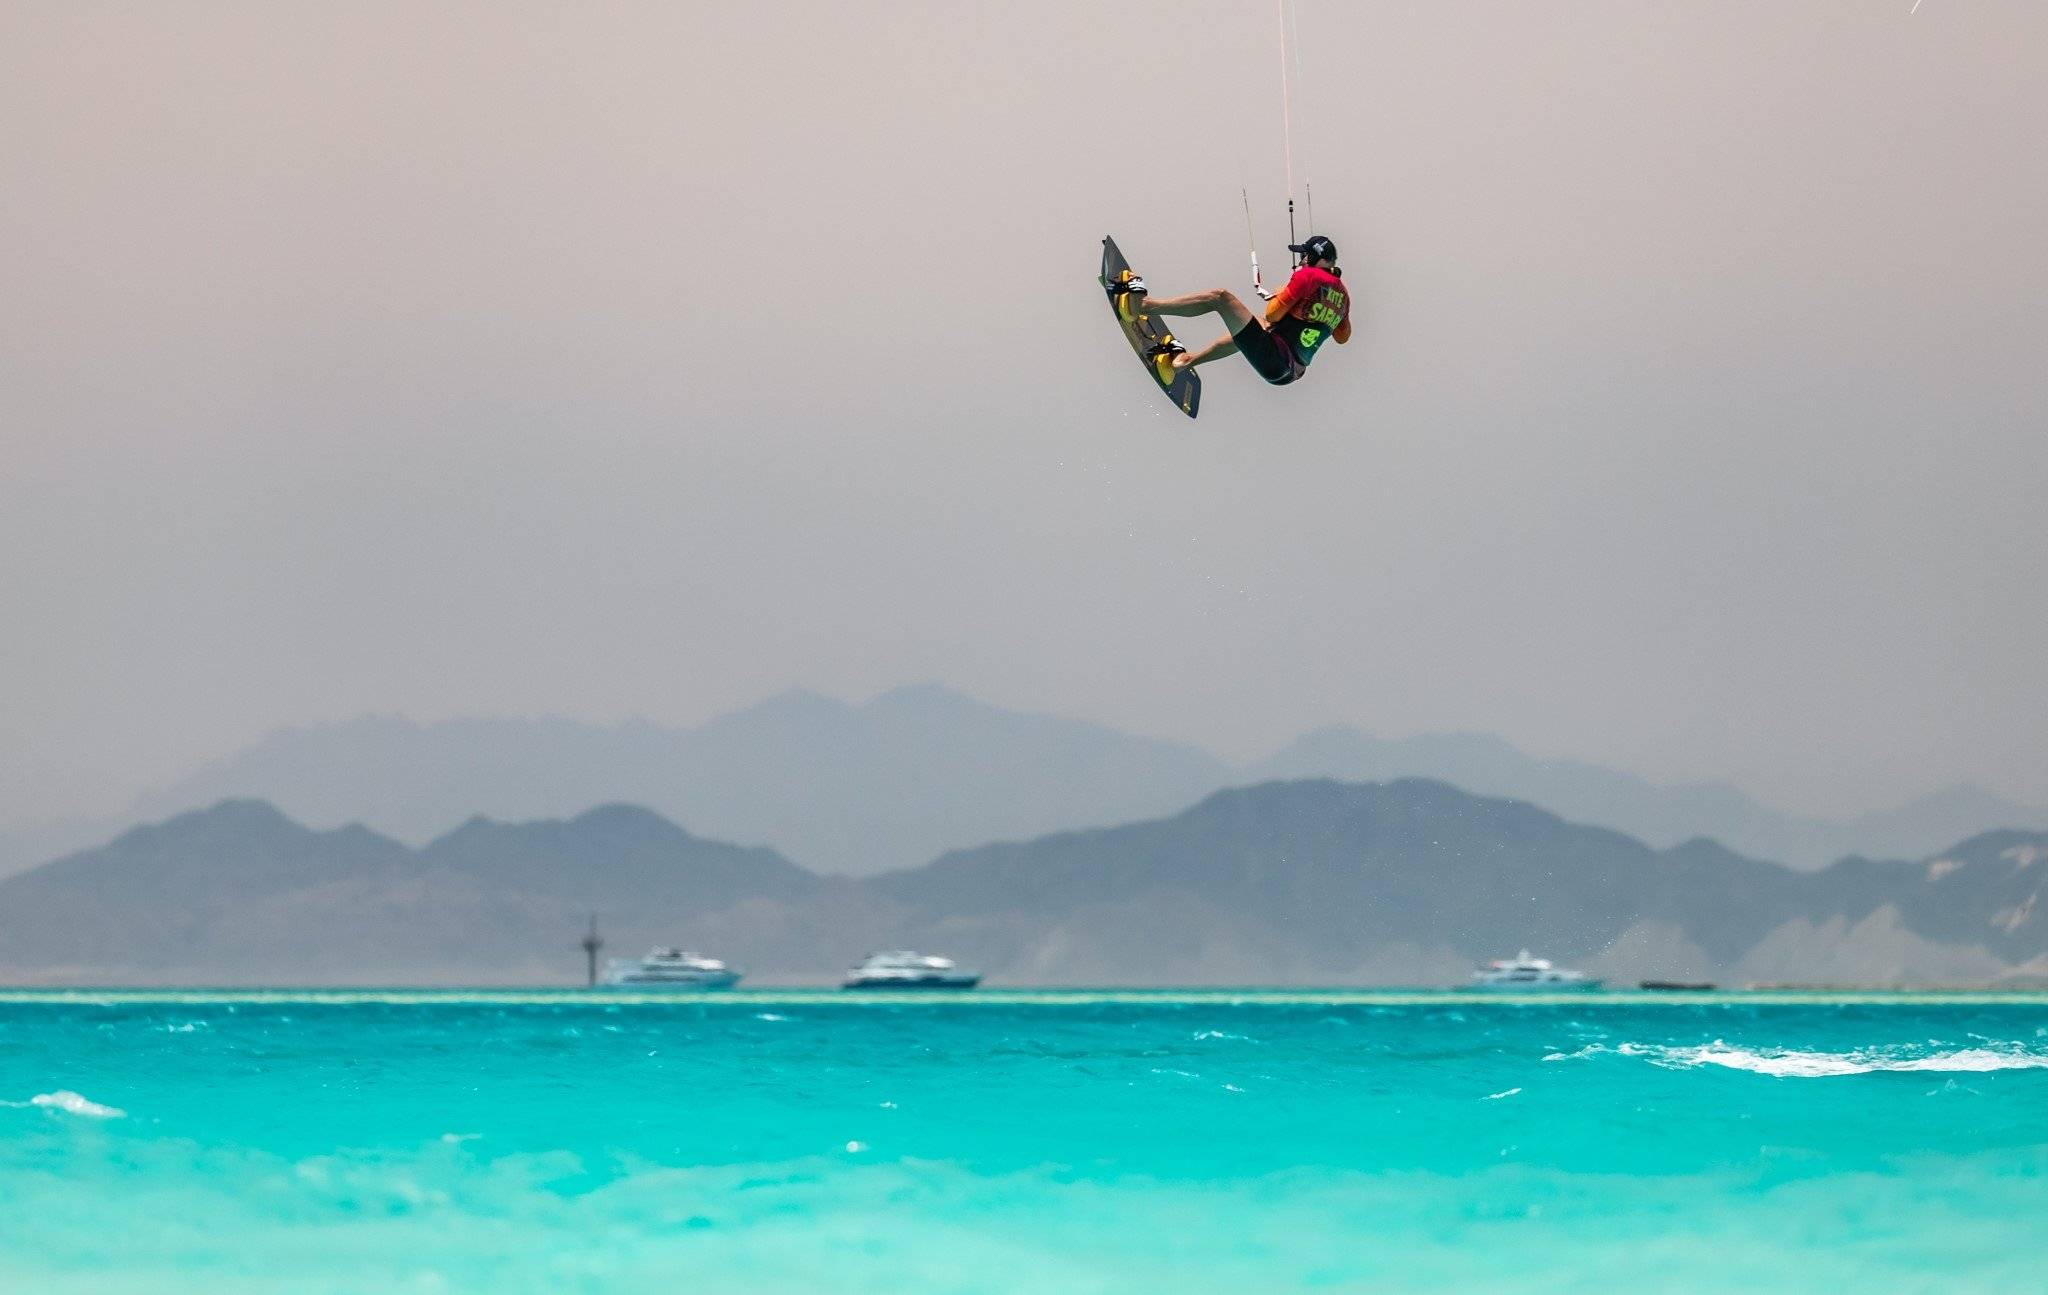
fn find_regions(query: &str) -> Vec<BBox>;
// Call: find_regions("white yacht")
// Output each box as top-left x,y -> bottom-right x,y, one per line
600,948 -> 743,990
842,951 -> 981,990
1471,950 -> 1602,991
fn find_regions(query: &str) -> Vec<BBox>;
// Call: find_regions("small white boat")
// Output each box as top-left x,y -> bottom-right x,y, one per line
600,948 -> 743,990
1471,950 -> 1602,991
842,950 -> 980,990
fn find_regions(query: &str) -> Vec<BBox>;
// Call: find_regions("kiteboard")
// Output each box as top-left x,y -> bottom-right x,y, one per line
1100,237 -> 1200,419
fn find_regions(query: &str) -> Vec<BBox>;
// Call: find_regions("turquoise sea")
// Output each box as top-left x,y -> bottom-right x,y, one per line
3,991 -> 2045,1293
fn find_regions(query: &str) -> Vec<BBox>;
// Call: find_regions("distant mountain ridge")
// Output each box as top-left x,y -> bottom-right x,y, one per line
8,685 -> 2044,879
3,783 -> 2043,988
0,800 -> 831,985
117,686 -> 1232,877
1248,727 -> 2048,869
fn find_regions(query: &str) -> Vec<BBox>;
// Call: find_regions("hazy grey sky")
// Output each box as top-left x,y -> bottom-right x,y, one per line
4,0 -> 2044,826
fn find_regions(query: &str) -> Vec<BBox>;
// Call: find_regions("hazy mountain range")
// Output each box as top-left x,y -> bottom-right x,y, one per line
3,781 -> 2043,988
5,685 -> 2045,880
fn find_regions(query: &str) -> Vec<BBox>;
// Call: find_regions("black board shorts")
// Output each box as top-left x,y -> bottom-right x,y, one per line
1232,321 -> 1301,386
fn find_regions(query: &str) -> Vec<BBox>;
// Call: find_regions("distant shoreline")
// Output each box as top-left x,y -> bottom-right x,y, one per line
5,987 -> 2047,1007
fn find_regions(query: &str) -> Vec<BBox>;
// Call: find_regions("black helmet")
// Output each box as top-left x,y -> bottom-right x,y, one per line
1288,234 -> 1338,265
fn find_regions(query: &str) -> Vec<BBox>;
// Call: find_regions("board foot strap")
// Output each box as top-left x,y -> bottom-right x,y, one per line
1145,339 -> 1185,384
1108,273 -> 1148,320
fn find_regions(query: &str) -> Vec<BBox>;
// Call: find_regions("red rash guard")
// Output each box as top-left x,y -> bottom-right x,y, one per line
1265,265 -> 1352,368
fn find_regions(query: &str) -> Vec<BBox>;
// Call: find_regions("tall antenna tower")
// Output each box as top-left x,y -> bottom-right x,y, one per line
580,913 -> 603,987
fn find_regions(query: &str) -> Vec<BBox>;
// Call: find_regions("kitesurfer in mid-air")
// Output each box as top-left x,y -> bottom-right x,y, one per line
1113,235 -> 1351,388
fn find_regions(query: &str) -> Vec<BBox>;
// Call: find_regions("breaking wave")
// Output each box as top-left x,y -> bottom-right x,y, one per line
4,1090 -> 128,1118
1548,1041 -> 2048,1078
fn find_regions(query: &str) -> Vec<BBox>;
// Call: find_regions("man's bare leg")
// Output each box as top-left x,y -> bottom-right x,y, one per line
1171,334 -> 1240,371
1143,287 -> 1257,334
1140,287 -> 1258,371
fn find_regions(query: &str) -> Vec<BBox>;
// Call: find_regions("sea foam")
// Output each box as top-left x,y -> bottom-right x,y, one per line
1552,1041 -> 2048,1078
23,1090 -> 126,1118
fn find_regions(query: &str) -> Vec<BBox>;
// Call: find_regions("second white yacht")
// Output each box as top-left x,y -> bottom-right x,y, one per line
600,948 -> 743,990
842,951 -> 981,990
1471,950 -> 1602,991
